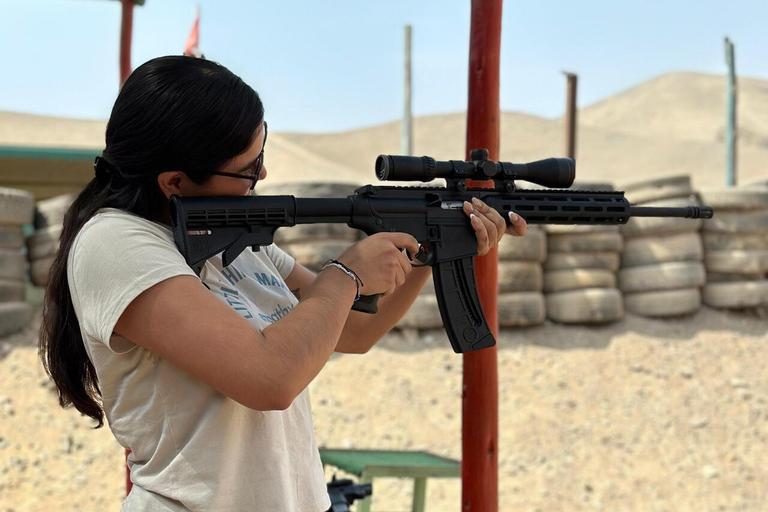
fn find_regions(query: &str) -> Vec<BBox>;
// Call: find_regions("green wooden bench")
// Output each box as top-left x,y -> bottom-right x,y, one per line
319,448 -> 461,512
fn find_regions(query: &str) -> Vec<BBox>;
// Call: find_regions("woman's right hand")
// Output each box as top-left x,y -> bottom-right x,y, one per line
336,233 -> 420,296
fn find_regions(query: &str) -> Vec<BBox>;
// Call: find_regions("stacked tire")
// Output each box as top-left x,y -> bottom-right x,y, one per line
256,182 -> 365,272
542,183 -> 624,324
697,189 -> 768,310
27,194 -> 76,288
0,187 -> 35,337
617,176 -> 706,317
495,226 -> 547,327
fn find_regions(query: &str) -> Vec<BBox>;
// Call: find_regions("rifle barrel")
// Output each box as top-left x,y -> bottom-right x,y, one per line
630,206 -> 714,219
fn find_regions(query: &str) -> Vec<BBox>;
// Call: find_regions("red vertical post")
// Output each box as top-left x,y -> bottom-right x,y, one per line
117,0 -> 136,497
119,0 -> 134,87
563,72 -> 578,161
463,1 -> 502,511
120,0 -> 135,495
125,449 -> 132,495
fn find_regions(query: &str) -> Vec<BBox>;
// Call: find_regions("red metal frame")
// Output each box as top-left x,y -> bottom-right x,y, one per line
119,0 -> 135,496
119,0 -> 134,87
463,1 -> 502,510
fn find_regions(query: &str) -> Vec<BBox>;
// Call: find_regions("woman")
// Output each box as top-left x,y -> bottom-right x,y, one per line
39,55 -> 527,512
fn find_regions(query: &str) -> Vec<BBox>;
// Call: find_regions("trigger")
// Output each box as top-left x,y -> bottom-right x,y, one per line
414,246 -> 429,263
410,244 -> 432,267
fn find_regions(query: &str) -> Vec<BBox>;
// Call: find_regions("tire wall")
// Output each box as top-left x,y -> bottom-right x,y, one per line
0,187 -> 36,337
543,182 -> 624,324
618,176 -> 705,318
697,189 -> 768,309
26,194 -> 76,289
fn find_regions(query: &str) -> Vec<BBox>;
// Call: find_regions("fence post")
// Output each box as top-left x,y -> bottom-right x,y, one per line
724,37 -> 737,187
563,71 -> 578,160
402,25 -> 413,156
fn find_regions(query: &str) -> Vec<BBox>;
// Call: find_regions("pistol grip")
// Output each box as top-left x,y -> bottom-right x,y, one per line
352,294 -> 379,314
432,258 -> 496,353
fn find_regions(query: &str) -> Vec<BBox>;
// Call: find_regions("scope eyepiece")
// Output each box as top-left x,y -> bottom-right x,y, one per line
376,155 -> 437,182
375,155 -> 393,181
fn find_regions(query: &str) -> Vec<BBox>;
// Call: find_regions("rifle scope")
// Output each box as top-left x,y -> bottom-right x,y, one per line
376,151 -> 575,189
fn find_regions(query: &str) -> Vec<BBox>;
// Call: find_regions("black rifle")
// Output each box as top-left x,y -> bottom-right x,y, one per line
170,149 -> 713,354
326,476 -> 372,512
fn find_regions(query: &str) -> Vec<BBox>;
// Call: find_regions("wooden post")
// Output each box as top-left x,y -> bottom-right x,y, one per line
402,25 -> 413,156
724,37 -> 737,187
563,71 -> 578,160
463,1 -> 501,511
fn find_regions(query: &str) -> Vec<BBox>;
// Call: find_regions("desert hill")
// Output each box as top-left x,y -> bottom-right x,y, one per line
281,110 -> 767,190
579,72 -> 768,148
1,72 -> 765,193
278,72 -> 768,188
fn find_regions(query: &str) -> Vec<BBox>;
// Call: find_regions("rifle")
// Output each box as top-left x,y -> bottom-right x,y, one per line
170,149 -> 714,354
326,476 -> 372,512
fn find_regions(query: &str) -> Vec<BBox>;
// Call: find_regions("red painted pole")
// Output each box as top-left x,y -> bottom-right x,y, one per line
125,449 -> 132,495
119,0 -> 134,87
463,1 -> 502,511
120,0 -> 135,495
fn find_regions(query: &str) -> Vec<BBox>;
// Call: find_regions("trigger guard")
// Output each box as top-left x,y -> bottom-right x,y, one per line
411,244 -> 434,267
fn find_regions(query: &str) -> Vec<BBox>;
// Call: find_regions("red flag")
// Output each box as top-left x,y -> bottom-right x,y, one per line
184,6 -> 202,57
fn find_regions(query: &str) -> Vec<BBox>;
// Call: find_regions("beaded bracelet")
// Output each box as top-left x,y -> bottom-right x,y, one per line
321,260 -> 364,301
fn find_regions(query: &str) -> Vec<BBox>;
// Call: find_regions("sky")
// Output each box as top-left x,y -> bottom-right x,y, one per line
0,0 -> 766,133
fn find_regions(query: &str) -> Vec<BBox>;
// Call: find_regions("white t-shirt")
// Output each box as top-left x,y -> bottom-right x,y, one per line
68,208 -> 330,512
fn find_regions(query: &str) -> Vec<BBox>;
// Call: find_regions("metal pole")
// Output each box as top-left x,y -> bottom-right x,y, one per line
125,450 -> 132,495
463,1 -> 501,511
402,25 -> 413,156
119,0 -> 134,87
563,71 -> 578,160
724,37 -> 737,187
120,0 -> 136,495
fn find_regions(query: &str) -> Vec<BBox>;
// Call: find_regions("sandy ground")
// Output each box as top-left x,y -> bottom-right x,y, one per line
1,305 -> 766,512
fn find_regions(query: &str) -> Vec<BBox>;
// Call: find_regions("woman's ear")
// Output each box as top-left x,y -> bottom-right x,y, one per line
157,171 -> 186,199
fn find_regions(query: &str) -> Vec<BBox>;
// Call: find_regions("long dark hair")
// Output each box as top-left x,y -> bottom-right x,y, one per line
39,56 -> 265,427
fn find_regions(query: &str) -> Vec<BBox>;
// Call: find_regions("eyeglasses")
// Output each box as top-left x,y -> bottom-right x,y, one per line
210,121 -> 268,190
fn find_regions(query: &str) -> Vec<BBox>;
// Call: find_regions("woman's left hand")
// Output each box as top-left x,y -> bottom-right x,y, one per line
463,197 -> 528,256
